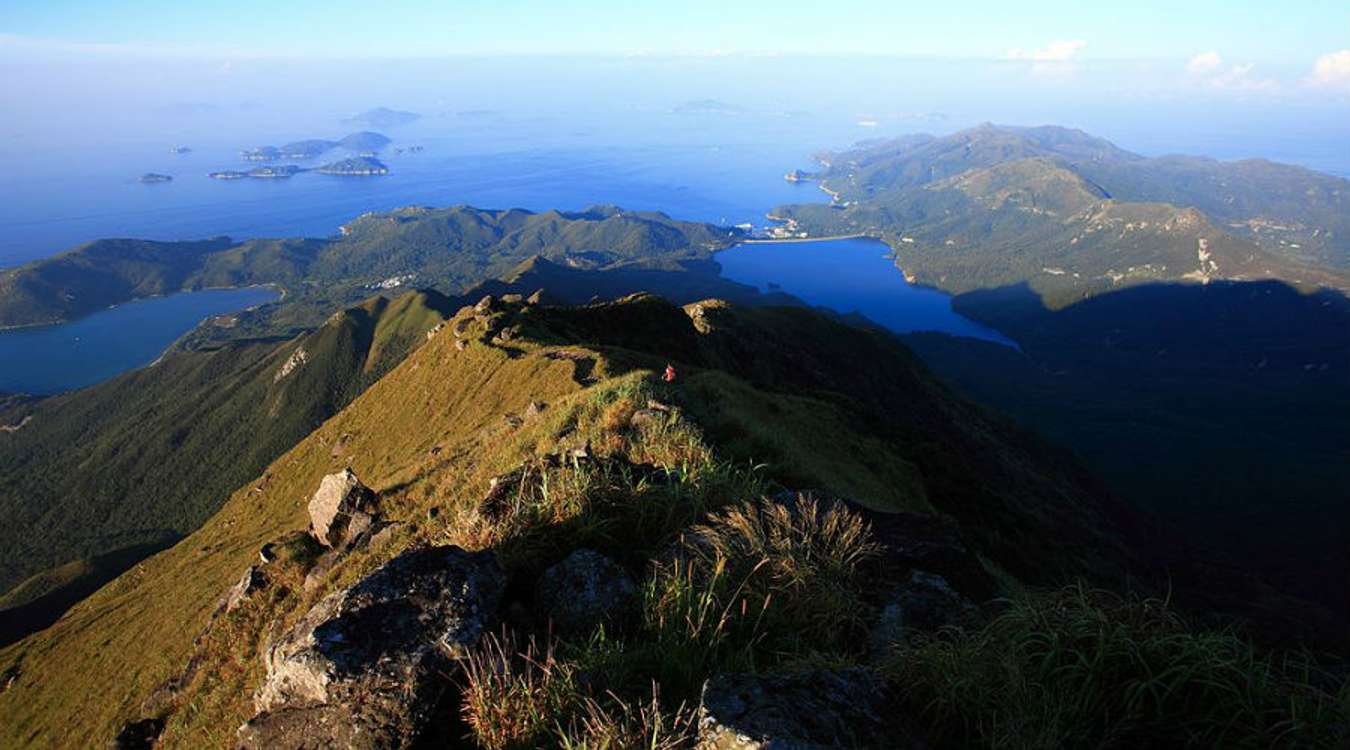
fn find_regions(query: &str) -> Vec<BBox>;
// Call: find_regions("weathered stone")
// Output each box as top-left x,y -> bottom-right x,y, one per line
221,566 -> 268,614
474,295 -> 496,314
534,549 -> 637,636
500,293 -> 525,304
525,288 -> 548,305
259,543 -> 277,564
524,400 -> 546,418
307,470 -> 375,548
454,339 -> 467,351
698,669 -> 920,750
244,546 -> 506,749
871,570 -> 978,652
109,717 -> 164,750
629,408 -> 665,431
237,704 -> 376,750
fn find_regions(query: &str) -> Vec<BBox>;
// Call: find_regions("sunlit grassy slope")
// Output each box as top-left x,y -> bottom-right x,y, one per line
0,293 -> 1135,748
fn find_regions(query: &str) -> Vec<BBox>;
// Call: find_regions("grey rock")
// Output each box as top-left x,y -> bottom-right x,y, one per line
243,546 -> 506,749
699,669 -> 920,750
871,571 -> 978,652
221,566 -> 268,614
629,408 -> 665,431
534,548 -> 637,636
307,470 -> 375,548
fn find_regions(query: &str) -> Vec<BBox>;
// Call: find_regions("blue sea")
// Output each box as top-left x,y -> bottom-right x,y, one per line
0,110 -> 1345,395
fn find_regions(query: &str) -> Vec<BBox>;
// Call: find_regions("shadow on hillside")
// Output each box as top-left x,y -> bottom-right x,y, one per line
0,535 -> 179,648
904,279 -> 1350,643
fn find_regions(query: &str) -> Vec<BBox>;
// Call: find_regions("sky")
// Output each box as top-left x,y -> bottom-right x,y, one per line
0,0 -> 1346,170
0,0 -> 1347,67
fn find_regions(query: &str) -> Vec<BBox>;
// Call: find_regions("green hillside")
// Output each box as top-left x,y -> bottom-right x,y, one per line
2,293 -> 1344,749
0,205 -> 741,333
0,290 -> 455,609
0,292 -> 1156,748
776,125 -> 1350,307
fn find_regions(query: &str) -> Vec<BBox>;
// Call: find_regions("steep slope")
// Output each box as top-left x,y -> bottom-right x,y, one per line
0,294 -> 1139,748
0,290 -> 455,615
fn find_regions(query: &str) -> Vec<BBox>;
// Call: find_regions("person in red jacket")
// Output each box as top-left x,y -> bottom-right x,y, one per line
663,363 -> 676,383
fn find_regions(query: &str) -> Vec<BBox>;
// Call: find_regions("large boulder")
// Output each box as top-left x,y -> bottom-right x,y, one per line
307,469 -> 376,548
698,668 -> 923,749
240,546 -> 506,749
533,548 -> 637,636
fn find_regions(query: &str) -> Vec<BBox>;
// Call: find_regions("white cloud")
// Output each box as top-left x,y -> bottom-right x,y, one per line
1005,40 -> 1087,63
1182,51 -> 1277,92
1309,49 -> 1350,87
1186,51 -> 1223,74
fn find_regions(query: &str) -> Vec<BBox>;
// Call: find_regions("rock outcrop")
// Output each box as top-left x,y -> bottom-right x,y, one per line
534,548 -> 637,636
108,717 -> 164,750
698,668 -> 922,749
871,570 -> 979,652
307,469 -> 375,548
239,546 -> 506,749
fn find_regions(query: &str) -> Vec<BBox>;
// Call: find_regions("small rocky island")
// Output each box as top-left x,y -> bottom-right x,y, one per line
240,146 -> 281,162
784,169 -> 816,183
169,146 -> 192,155
209,165 -> 306,180
248,165 -> 303,178
139,173 -> 173,183
346,107 -> 421,128
317,157 -> 389,176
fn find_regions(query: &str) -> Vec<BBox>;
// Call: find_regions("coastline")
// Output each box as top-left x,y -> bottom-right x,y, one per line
0,283 -> 286,332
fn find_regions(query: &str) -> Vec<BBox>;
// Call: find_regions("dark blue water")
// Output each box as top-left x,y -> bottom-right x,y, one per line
717,239 -> 1017,346
0,287 -> 278,395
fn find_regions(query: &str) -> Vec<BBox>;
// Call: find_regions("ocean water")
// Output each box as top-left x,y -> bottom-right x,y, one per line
717,239 -> 1017,347
0,287 -> 278,395
0,110 -> 1343,394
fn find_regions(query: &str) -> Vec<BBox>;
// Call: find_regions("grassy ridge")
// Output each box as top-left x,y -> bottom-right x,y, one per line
0,294 -> 1141,747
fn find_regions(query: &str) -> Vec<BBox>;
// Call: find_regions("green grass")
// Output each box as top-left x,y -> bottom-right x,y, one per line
884,583 -> 1350,749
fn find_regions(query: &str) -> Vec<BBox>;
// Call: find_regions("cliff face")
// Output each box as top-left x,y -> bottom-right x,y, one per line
0,293 -> 1146,748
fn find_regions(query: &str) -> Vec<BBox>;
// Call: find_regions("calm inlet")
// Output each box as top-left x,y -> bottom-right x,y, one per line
716,238 -> 1017,346
0,286 -> 279,395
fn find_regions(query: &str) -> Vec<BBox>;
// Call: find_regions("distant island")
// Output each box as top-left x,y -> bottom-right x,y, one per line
139,173 -> 173,183
317,157 -> 389,176
208,165 -> 305,180
240,131 -> 391,164
783,169 -> 816,183
168,146 -> 191,155
345,107 -> 421,128
277,139 -> 338,159
240,146 -> 280,162
392,145 -> 424,155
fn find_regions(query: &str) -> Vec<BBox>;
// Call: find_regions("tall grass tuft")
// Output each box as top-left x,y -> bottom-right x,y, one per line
557,687 -> 698,750
460,631 -> 577,750
679,494 -> 881,655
